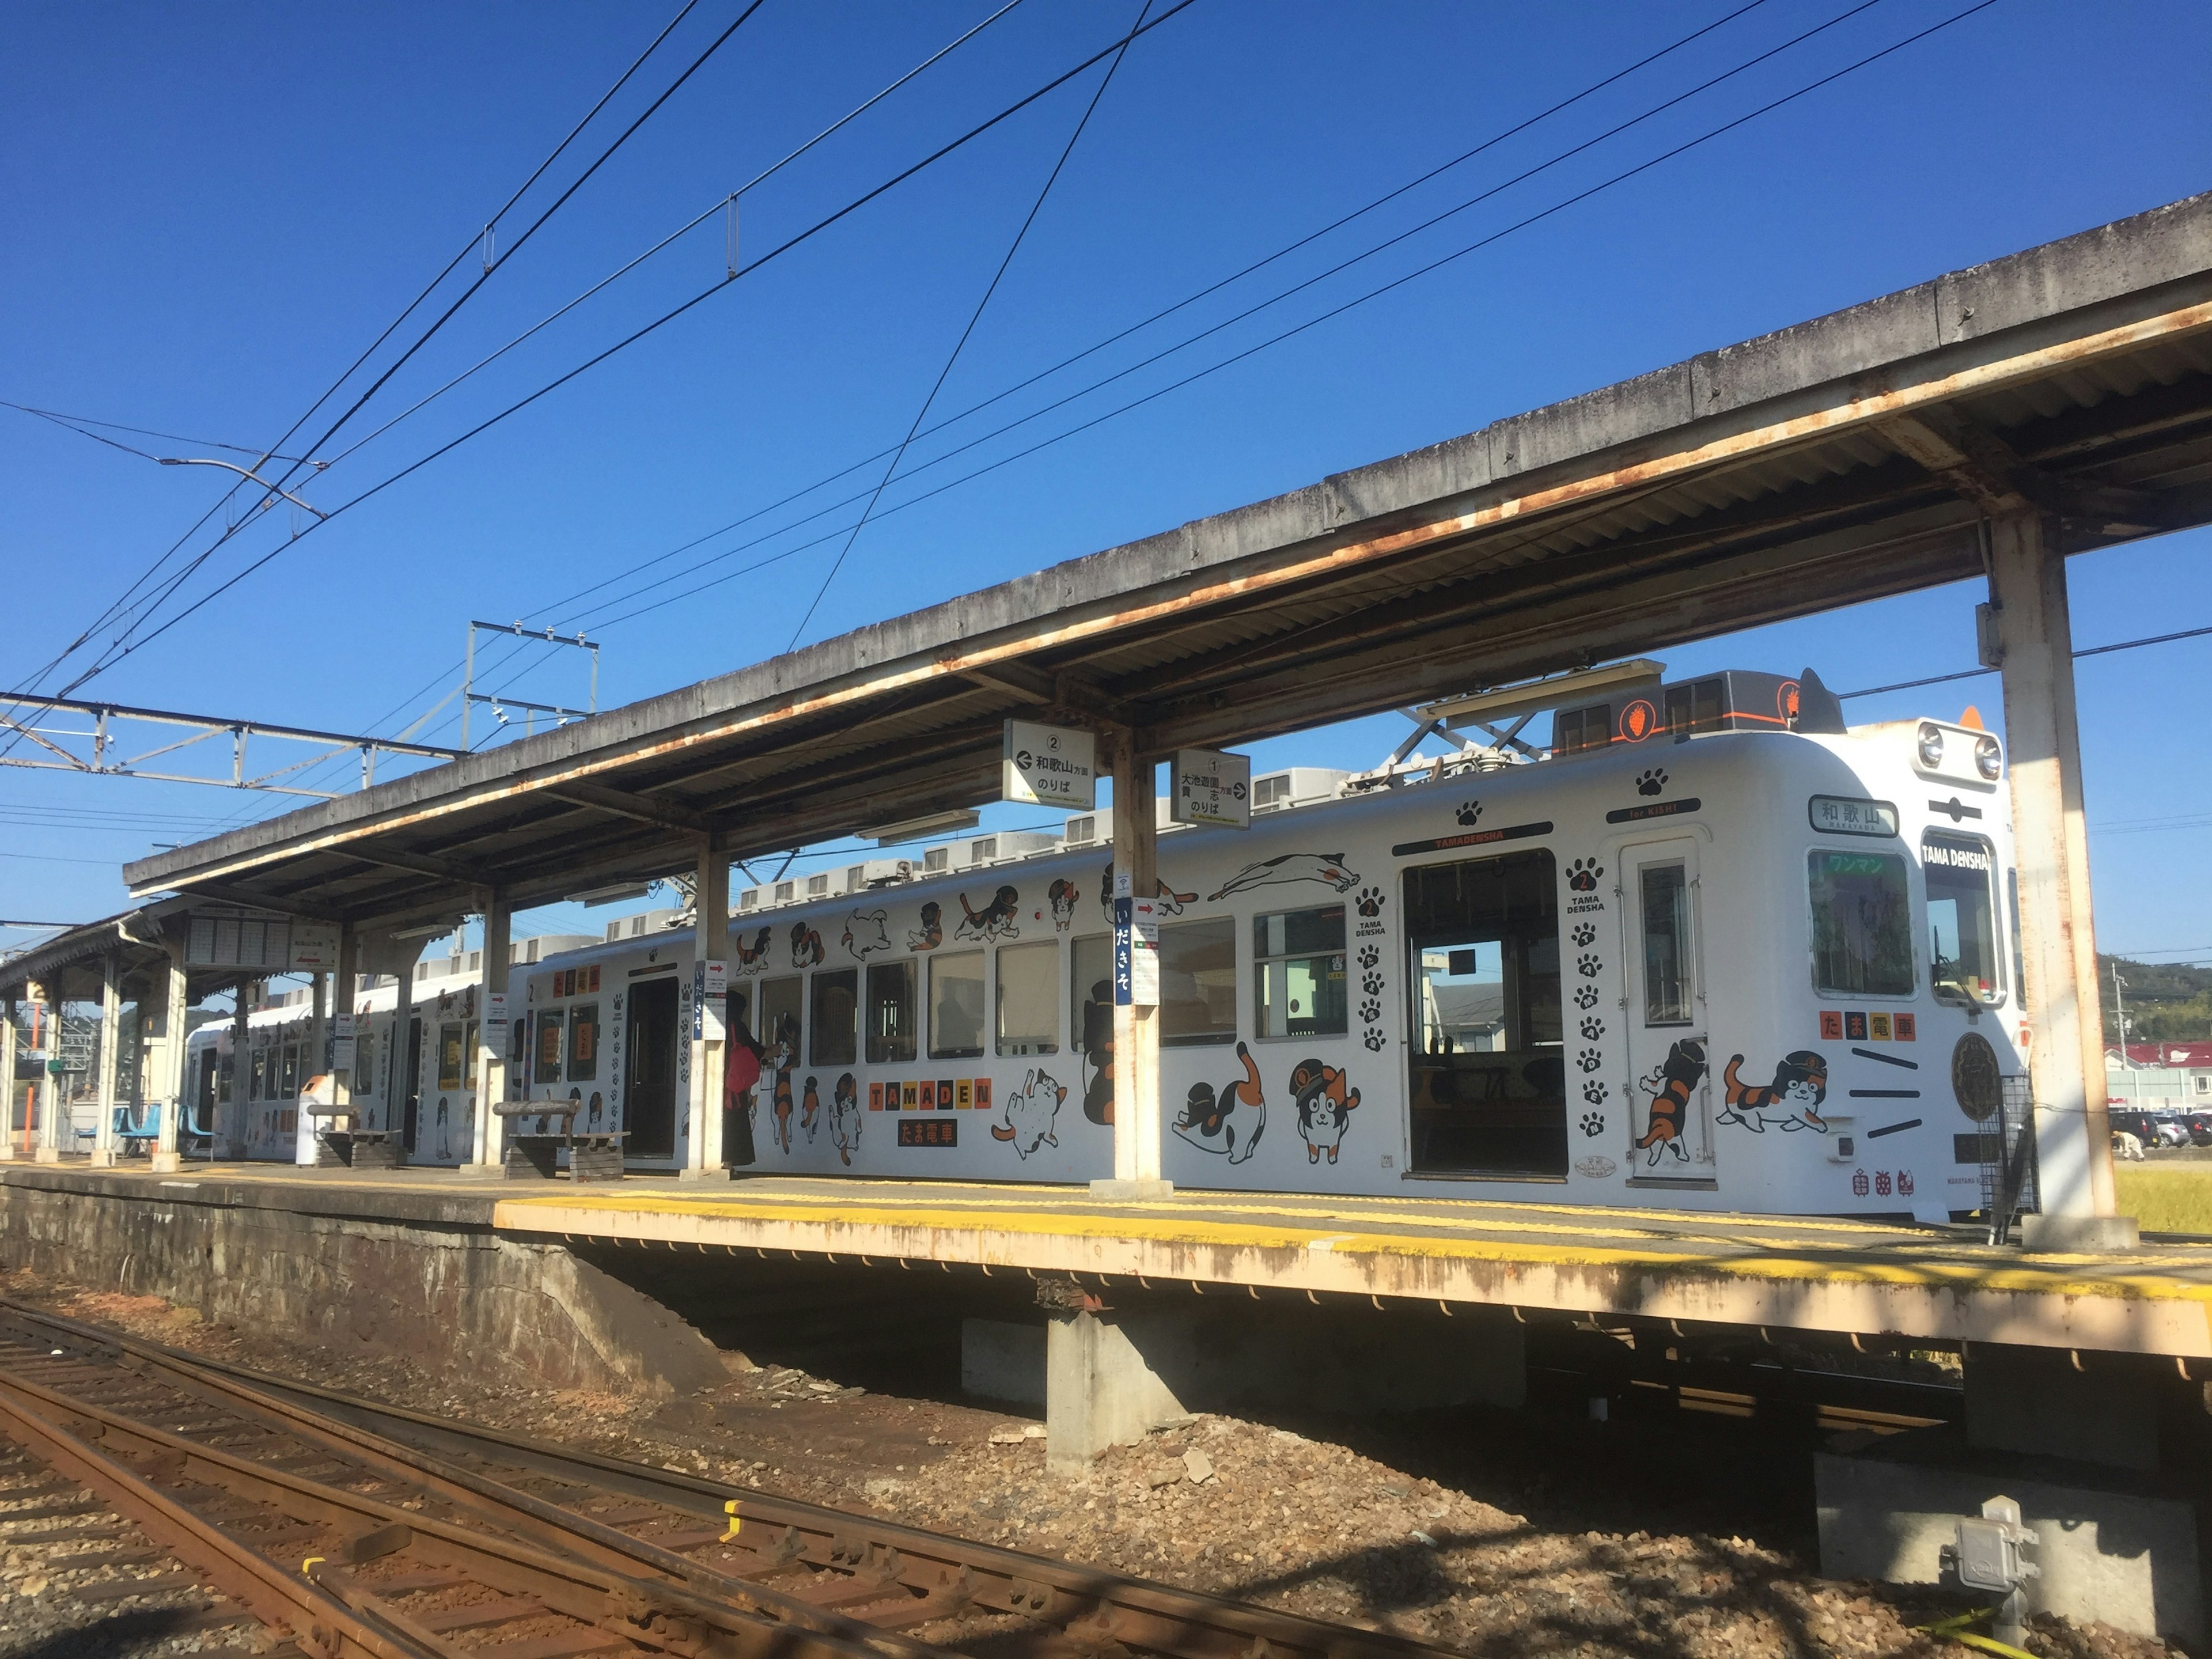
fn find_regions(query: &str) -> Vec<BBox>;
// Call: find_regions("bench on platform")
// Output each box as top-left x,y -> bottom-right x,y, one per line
494,1100 -> 624,1181
300,1106 -> 405,1169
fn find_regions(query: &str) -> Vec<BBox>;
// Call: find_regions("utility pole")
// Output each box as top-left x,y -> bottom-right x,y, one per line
2111,964 -> 2135,1112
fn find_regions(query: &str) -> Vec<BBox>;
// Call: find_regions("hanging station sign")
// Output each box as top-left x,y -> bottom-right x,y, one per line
288,922 -> 342,971
1001,719 -> 1097,809
1169,748 -> 1252,830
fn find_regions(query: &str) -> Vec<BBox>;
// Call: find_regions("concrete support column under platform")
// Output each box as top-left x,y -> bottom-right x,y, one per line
682,835 -> 730,1180
150,946 -> 186,1172
468,891 -> 510,1172
1101,734 -> 1166,1199
32,982 -> 62,1165
90,951 -> 120,1168
1034,1300 -> 1527,1475
1817,1343 -> 2207,1646
1990,512 -> 2122,1236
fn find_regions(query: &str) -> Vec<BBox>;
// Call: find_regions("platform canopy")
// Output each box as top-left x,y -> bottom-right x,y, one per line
123,192 -> 2212,932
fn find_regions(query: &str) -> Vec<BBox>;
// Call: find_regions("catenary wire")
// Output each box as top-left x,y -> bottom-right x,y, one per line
546,0 -> 1910,634
1837,623 -> 2212,699
785,0 -> 1157,649
0,402 -> 321,465
58,0 -> 1202,692
4,0 -> 711,708
568,0 -> 2003,635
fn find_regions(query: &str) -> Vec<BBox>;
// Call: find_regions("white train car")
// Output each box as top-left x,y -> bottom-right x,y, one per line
515,668 -> 2027,1222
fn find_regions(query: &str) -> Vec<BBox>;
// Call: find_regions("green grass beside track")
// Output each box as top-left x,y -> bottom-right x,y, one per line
2115,1162 -> 2212,1236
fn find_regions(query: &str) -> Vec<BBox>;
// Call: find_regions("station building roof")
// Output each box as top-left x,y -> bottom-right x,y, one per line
116,191 -> 2212,935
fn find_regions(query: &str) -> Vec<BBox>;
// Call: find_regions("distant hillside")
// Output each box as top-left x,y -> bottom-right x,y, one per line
2100,955 -> 2212,1043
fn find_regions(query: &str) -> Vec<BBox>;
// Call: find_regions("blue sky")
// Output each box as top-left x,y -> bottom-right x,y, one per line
3,0 -> 2209,972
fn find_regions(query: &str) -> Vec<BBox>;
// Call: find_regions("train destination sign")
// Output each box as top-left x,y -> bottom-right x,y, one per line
1170,747 -> 1251,829
1809,795 -> 1900,837
1002,719 -> 1096,809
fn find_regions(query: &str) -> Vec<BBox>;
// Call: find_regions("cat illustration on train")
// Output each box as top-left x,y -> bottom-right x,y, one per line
908,902 -> 942,951
842,908 -> 892,959
1095,863 -> 1198,923
1634,1039 -> 1707,1166
956,885 -> 1022,941
1173,1041 -> 1267,1164
1290,1058 -> 1360,1164
733,926 -> 773,974
1718,1049 -> 1829,1133
993,1069 -> 1066,1158
1206,853 -> 1359,903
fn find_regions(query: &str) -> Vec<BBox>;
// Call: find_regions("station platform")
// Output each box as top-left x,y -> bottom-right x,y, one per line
7,1158 -> 2210,1360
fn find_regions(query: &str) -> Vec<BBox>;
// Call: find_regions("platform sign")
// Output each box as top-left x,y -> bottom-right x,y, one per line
481,993 -> 506,1029
288,922 -> 340,972
692,961 -> 725,1041
1112,897 -> 1160,1008
1170,748 -> 1251,830
1002,719 -> 1096,809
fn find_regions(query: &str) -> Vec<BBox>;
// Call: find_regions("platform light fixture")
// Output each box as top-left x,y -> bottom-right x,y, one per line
1417,659 -> 1666,728
864,808 -> 982,846
571,882 -> 655,908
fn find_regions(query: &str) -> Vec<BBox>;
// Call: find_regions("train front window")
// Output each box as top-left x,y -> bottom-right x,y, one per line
930,952 -> 985,1059
1403,849 -> 1565,1179
757,976 -> 802,1066
997,940 -> 1059,1056
1808,849 -> 1913,997
1253,906 -> 1347,1039
866,961 -> 916,1064
536,1010 -> 564,1084
1160,918 -> 1237,1046
1640,863 -> 1694,1025
810,969 -> 858,1067
1924,832 -> 2002,1005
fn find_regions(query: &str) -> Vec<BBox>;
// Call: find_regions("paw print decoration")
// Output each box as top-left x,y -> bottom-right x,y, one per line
1576,953 -> 1602,979
1356,944 -> 1380,971
1575,1047 -> 1604,1074
1578,1014 -> 1605,1041
1361,971 -> 1384,996
1354,887 -> 1385,918
1566,858 -> 1605,893
1571,983 -> 1600,1011
1579,1111 -> 1607,1138
1362,1028 -> 1387,1052
1635,767 -> 1668,798
1569,921 -> 1597,948
1581,1079 -> 1608,1107
1357,998 -> 1382,1025
1455,800 -> 1482,827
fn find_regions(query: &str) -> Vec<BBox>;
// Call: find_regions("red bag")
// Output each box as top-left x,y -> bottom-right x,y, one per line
726,1045 -> 762,1099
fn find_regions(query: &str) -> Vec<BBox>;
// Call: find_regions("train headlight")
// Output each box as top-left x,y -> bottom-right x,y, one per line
1917,722 -> 1945,768
1974,733 -> 2002,780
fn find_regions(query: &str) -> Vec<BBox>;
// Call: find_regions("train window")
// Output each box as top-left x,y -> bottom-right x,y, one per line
354,1031 -> 376,1094
536,1011 -> 565,1084
1663,679 -> 1725,736
251,1050 -> 267,1100
281,1044 -> 300,1099
1253,906 -> 1347,1039
1807,850 -> 1913,997
1160,918 -> 1237,1046
810,969 -> 858,1067
568,1004 -> 600,1078
1639,864 -> 1694,1025
1553,704 -> 1610,753
217,1055 -> 232,1105
1924,833 -> 2002,1005
758,976 -> 802,1066
866,961 -> 918,1065
438,1024 -> 464,1091
997,940 -> 1059,1056
1071,936 -> 1112,1055
929,952 -> 986,1059
1403,850 -> 1566,1179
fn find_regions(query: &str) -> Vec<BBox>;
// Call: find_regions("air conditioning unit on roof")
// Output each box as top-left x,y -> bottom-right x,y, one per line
962,831 -> 1057,868
1252,767 -> 1352,813
843,859 -> 915,893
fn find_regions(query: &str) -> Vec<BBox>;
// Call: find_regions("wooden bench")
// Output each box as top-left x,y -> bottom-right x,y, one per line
300,1106 -> 406,1169
495,1101 -> 624,1182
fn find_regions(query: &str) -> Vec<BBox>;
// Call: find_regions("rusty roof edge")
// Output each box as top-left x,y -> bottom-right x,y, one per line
124,191 -> 2212,893
0,898 -> 198,997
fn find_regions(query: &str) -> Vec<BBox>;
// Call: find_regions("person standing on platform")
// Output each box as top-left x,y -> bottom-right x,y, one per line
724,990 -> 761,1167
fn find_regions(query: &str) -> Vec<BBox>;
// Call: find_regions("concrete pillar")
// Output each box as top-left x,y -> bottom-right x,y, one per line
468,894 -> 510,1171
90,951 -> 121,1167
683,835 -> 732,1180
329,926 -> 356,1124
0,997 -> 16,1161
225,978 -> 255,1157
1101,734 -> 1166,1196
34,979 -> 63,1164
1046,1311 -> 1187,1474
151,947 -> 187,1172
1990,512 -> 2120,1231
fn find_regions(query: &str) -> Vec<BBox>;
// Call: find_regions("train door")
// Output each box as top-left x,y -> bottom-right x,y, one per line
627,976 -> 680,1158
401,1017 -> 423,1153
1614,838 -> 1713,1177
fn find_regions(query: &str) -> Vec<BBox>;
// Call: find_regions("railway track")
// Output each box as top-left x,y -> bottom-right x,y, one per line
0,1298 -> 1456,1659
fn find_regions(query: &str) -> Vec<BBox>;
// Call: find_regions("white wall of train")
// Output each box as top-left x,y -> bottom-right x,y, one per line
191,680 -> 2028,1221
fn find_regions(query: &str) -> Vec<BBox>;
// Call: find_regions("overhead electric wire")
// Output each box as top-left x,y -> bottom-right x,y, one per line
1838,622 -> 2212,699
535,0 -> 1786,626
57,0 -> 1202,692
5,0 -> 713,710
547,0 -> 2003,637
0,402 -> 322,465
785,0 -> 1157,649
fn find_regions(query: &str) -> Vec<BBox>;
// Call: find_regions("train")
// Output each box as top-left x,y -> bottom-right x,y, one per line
191,665 -> 2028,1222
